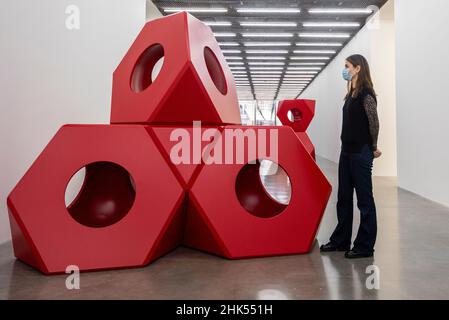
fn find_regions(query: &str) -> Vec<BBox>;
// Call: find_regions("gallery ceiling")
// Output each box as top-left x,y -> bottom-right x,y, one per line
152,0 -> 389,101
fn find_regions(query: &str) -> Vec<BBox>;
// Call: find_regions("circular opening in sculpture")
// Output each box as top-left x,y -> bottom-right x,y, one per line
287,108 -> 303,123
235,160 -> 291,218
131,43 -> 165,92
65,162 -> 136,228
204,46 -> 227,95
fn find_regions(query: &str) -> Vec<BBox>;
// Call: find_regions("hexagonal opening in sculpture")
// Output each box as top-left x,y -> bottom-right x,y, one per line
204,46 -> 228,95
130,43 -> 165,93
235,159 -> 291,218
65,161 -> 136,228
287,108 -> 303,123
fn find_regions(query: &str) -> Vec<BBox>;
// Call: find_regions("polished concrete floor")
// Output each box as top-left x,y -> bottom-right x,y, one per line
1,157 -> 449,299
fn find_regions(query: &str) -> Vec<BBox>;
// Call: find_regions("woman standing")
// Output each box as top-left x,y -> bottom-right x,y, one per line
320,54 -> 381,259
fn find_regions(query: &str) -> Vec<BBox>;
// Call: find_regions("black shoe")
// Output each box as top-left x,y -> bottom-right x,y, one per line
320,242 -> 350,252
344,249 -> 374,259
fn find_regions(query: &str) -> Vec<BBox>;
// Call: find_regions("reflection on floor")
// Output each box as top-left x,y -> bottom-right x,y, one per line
1,157 -> 449,299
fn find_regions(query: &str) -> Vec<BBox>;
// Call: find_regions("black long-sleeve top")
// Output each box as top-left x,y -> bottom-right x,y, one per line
341,87 -> 380,153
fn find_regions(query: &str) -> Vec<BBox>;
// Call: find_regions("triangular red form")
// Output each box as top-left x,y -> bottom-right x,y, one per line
152,64 -> 222,124
8,209 -> 46,272
183,192 -> 229,257
147,193 -> 187,262
150,125 -> 222,188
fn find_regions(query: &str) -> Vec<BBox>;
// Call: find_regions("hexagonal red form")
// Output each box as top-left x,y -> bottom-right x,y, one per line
277,99 -> 316,132
7,125 -> 184,274
185,126 -> 332,258
111,12 -> 241,125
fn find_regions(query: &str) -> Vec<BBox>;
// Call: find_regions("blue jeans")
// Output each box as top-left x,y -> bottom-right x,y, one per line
330,144 -> 377,254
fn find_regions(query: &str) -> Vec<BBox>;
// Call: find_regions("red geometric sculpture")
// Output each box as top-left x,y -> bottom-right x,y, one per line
111,12 -> 241,125
184,126 -> 332,258
277,99 -> 317,160
7,12 -> 331,274
7,125 -> 185,274
277,99 -> 316,132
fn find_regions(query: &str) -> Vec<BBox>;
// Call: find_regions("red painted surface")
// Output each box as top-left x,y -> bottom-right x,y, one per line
185,126 -> 332,258
297,132 -> 316,161
7,13 -> 332,274
277,99 -> 316,133
110,12 -> 241,125
7,125 -> 184,274
149,125 -> 223,189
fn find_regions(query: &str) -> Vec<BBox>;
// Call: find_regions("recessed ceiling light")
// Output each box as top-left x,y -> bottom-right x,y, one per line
250,67 -> 284,70
240,22 -> 297,27
242,33 -> 294,38
252,82 -> 280,85
246,50 -> 289,54
222,49 -> 242,54
303,22 -> 360,28
248,62 -> 285,65
244,42 -> 292,47
205,21 -> 232,26
299,33 -> 351,38
290,56 -> 330,60
294,50 -> 336,54
286,71 -> 319,74
237,8 -> 301,14
163,8 -> 228,13
283,76 -> 313,80
252,81 -> 280,83
308,8 -> 373,14
218,42 -> 240,46
282,81 -> 309,86
287,67 -> 321,70
247,56 -> 286,60
251,71 -> 283,74
214,32 -> 237,37
283,78 -> 313,81
296,42 -> 343,47
250,77 -> 282,80
282,78 -> 310,83
251,74 -> 282,77
289,62 -> 326,66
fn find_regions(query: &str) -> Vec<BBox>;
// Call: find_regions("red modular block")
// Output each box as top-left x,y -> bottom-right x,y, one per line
296,132 -> 316,161
111,12 -> 241,125
149,125 -> 222,189
185,126 -> 332,258
277,99 -> 316,132
7,125 -> 185,274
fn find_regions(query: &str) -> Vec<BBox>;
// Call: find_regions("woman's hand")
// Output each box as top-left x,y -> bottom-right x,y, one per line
373,149 -> 382,159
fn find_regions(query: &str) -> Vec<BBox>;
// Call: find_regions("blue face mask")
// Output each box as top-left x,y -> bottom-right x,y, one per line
342,68 -> 353,81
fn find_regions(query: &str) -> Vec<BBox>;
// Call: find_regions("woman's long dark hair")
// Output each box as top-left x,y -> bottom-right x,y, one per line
345,54 -> 376,100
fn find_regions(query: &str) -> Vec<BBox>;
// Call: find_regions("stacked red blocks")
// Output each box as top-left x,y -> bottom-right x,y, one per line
7,12 -> 332,274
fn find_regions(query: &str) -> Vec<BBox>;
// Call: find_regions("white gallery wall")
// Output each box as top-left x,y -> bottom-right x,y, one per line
395,0 -> 449,207
299,0 -> 397,177
0,0 -> 147,245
